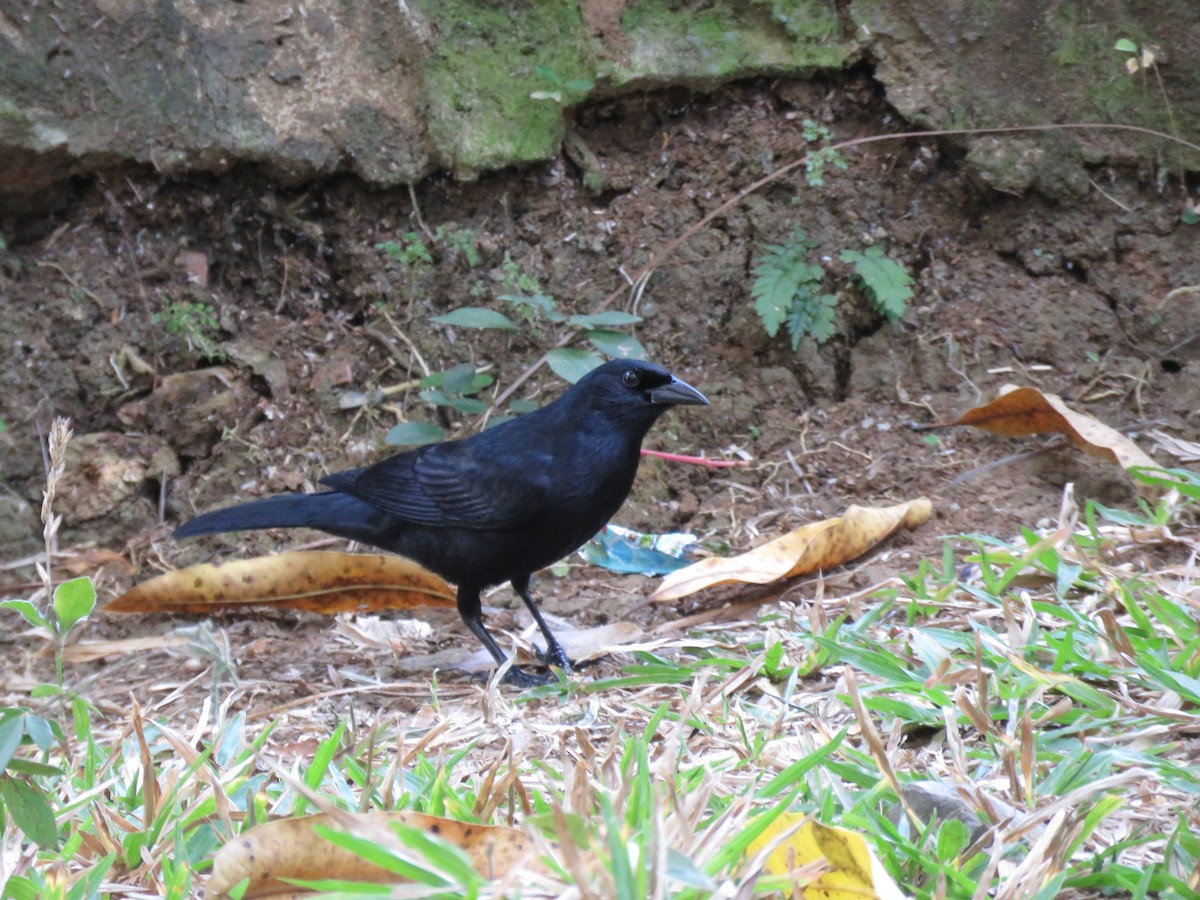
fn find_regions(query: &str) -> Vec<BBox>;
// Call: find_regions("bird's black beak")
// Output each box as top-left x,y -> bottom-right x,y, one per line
650,376 -> 709,407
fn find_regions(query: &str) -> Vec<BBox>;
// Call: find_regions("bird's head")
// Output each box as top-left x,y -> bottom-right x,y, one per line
574,359 -> 709,427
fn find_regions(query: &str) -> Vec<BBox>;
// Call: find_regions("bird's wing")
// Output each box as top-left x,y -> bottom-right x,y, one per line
321,439 -> 558,530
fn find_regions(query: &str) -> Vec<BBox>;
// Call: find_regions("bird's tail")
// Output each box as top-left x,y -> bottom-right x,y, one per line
174,491 -> 395,546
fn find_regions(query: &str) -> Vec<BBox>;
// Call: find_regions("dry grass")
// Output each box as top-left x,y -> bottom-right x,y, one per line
3,430 -> 1200,897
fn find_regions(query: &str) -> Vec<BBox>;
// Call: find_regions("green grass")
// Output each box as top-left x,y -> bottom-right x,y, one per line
3,446 -> 1199,896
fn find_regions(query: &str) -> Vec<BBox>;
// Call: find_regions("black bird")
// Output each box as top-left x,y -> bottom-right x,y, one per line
174,359 -> 708,685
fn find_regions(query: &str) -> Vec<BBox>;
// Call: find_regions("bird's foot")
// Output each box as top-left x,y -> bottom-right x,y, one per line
499,665 -> 560,688
533,640 -> 575,674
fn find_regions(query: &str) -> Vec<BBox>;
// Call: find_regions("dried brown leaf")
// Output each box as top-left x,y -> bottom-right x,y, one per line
207,810 -> 530,897
650,498 -> 931,602
952,384 -> 1157,470
106,551 -> 454,615
62,634 -> 192,663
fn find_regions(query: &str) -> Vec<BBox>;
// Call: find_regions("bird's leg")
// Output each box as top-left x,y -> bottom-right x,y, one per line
511,575 -> 574,673
456,584 -> 554,688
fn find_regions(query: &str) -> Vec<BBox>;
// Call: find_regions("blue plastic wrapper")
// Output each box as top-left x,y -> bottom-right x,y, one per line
579,524 -> 698,575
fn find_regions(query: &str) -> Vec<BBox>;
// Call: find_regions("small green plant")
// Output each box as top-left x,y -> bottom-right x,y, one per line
1,416 -> 96,855
800,119 -> 848,188
1114,37 -> 1187,207
751,228 -> 837,348
495,262 -> 562,335
432,288 -> 643,386
752,230 -> 913,348
418,363 -> 494,417
1,418 -> 97,693
839,246 -> 914,322
152,298 -> 223,359
498,256 -> 541,295
377,232 -> 433,268
378,225 -> 483,272
0,707 -> 62,851
434,224 -> 481,267
530,65 -> 594,106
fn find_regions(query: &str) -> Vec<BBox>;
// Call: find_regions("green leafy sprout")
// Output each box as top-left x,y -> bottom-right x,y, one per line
752,229 -> 914,347
1,417 -> 97,857
152,299 -> 224,360
839,246 -> 914,322
530,65 -> 595,106
800,119 -> 849,188
752,228 -> 837,348
378,226 -> 482,273
434,224 -> 481,267
377,232 -> 433,268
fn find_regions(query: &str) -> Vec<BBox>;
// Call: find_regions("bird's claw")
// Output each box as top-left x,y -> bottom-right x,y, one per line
533,641 -> 575,674
499,665 -> 559,688
489,642 -> 574,688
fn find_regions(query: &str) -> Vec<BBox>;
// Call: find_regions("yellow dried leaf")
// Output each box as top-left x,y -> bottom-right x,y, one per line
651,499 -> 931,602
106,551 -> 454,615
208,810 -> 530,898
952,384 -> 1157,471
748,814 -> 907,899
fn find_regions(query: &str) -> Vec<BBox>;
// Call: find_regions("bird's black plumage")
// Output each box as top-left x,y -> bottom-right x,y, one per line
173,359 -> 708,684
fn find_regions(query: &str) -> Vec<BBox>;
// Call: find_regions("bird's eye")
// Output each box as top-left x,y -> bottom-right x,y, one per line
621,369 -> 640,388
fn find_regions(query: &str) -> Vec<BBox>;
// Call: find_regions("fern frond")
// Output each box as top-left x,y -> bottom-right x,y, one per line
751,230 -> 819,337
840,247 -> 913,320
786,290 -> 838,348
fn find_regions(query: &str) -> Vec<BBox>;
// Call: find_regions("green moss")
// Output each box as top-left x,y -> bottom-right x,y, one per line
1043,5 -> 1178,133
758,0 -> 844,42
419,0 -> 858,175
421,1 -> 595,176
616,0 -> 853,82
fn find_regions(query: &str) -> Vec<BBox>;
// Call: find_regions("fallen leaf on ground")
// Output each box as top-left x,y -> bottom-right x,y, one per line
106,551 -> 454,615
58,547 -> 137,577
949,384 -> 1156,471
332,614 -> 435,652
748,815 -> 906,899
1147,429 -> 1200,462
650,499 -> 931,602
63,634 -> 193,663
208,810 -> 530,898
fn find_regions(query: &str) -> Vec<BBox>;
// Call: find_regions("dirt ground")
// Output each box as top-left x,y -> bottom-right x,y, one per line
2,75 -> 1198,724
